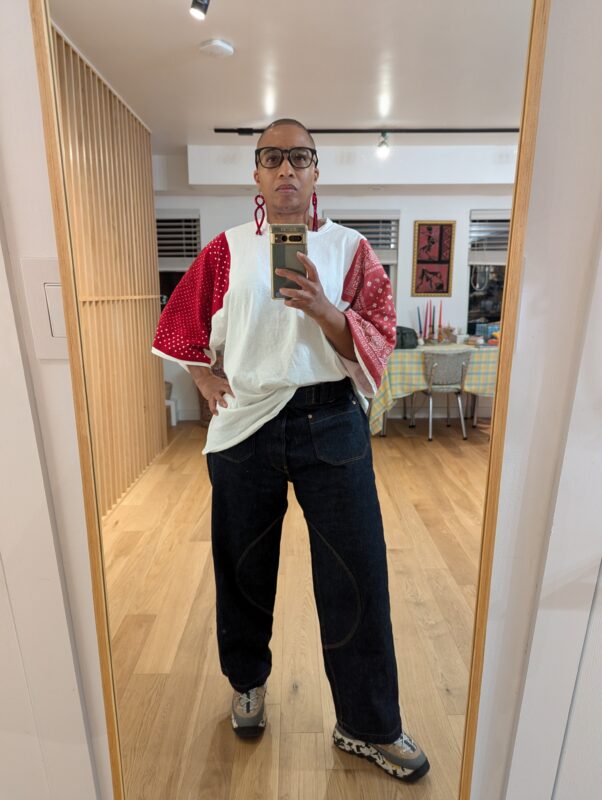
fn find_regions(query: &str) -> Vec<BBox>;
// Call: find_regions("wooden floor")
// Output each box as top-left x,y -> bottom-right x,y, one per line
102,416 -> 490,800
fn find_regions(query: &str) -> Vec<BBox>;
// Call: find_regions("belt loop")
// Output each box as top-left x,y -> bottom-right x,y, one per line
306,384 -> 316,405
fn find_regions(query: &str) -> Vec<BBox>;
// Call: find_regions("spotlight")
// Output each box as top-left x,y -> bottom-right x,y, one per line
190,0 -> 210,20
377,132 -> 390,159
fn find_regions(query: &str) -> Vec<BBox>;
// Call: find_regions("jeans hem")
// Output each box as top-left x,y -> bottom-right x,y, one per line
228,668 -> 271,694
336,718 -> 403,745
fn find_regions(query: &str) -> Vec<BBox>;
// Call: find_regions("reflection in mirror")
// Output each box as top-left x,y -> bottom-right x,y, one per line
47,0 -> 533,796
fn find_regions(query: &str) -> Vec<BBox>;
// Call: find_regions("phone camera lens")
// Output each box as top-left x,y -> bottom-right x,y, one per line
281,235 -> 288,242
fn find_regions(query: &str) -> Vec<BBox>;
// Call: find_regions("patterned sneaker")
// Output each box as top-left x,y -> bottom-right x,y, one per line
231,683 -> 267,738
333,722 -> 430,783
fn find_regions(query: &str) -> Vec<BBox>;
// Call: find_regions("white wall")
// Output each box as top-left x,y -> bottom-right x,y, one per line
504,246 -> 602,799
471,1 -> 602,797
185,144 -> 518,190
155,192 -> 511,420
155,189 -> 513,331
0,2 -> 109,798
554,565 -> 602,798
324,194 -> 512,332
0,207 -> 97,798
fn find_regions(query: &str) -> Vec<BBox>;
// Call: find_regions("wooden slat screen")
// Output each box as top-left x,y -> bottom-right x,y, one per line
52,28 -> 167,518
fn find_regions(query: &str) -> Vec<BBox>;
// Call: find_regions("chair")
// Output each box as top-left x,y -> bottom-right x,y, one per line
409,351 -> 472,441
164,380 -> 177,427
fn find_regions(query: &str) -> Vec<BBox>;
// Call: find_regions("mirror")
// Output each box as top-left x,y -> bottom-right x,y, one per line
36,0 -> 537,796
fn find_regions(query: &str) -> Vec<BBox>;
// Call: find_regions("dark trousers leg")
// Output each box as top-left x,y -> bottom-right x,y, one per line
285,387 -> 403,744
207,379 -> 403,743
207,433 -> 288,693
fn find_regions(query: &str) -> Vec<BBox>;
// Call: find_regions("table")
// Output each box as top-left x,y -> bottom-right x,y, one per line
369,345 -> 499,435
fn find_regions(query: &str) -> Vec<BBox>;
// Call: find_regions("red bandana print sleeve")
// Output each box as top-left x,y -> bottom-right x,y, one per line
152,233 -> 230,364
341,238 -> 397,392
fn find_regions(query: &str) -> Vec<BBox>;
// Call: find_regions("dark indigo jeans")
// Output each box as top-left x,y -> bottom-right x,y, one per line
206,377 -> 403,744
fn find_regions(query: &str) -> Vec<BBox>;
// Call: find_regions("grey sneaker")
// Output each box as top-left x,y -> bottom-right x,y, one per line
333,722 -> 430,783
231,683 -> 267,738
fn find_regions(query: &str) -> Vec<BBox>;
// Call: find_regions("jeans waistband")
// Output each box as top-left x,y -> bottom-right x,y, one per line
286,377 -> 353,409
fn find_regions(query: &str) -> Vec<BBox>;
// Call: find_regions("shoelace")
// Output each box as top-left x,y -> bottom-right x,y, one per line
388,730 -> 417,753
237,686 -> 262,713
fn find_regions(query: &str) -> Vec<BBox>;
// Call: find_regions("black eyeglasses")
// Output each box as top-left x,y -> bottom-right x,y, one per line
255,147 -> 318,169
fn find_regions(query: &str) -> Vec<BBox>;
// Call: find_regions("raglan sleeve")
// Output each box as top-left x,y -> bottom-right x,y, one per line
151,232 -> 230,368
337,237 -> 397,397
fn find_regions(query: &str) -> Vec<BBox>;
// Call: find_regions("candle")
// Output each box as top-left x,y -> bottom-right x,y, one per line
439,300 -> 443,335
417,306 -> 422,336
425,301 -> 430,339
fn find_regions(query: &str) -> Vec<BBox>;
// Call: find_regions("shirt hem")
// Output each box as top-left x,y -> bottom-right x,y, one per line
151,346 -> 212,368
201,388 -> 297,455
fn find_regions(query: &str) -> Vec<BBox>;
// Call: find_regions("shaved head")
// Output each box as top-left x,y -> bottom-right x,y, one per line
257,118 -> 316,149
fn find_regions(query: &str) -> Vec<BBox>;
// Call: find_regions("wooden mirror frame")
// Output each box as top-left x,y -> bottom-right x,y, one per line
28,0 -> 551,797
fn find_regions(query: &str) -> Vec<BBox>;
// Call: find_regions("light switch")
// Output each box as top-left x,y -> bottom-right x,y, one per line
44,283 -> 67,338
21,258 -> 68,360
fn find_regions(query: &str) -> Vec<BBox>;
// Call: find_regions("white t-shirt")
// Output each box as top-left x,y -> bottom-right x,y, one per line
152,219 -> 396,454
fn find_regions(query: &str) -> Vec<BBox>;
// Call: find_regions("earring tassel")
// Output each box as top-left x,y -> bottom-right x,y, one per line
254,194 -> 266,235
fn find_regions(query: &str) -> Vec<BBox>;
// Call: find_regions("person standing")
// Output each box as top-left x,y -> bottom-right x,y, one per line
152,119 -> 430,783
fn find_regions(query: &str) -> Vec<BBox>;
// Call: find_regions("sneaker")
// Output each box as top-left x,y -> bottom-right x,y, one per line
332,722 -> 430,783
231,683 -> 267,738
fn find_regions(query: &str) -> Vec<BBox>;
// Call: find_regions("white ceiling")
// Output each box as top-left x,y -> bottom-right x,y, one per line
49,0 -> 533,155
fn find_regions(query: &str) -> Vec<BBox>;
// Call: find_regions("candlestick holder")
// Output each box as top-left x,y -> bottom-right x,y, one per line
441,325 -> 456,343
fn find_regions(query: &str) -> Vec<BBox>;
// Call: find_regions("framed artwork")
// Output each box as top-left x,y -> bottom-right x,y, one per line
411,221 -> 455,296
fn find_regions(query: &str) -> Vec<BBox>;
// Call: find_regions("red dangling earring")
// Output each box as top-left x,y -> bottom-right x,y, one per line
312,191 -> 319,231
254,193 -> 266,235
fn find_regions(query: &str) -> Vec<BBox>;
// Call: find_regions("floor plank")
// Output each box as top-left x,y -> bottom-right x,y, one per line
102,418 -> 489,799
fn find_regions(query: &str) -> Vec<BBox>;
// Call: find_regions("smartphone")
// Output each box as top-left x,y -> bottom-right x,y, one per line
270,223 -> 308,299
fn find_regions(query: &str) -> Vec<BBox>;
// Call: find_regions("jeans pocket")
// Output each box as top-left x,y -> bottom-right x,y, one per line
213,434 -> 255,463
309,399 -> 369,465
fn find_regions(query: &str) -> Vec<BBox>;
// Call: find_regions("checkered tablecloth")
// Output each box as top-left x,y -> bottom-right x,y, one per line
369,345 -> 499,434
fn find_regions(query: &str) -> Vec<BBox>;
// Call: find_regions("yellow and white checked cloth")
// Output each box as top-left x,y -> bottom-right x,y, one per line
369,345 -> 499,435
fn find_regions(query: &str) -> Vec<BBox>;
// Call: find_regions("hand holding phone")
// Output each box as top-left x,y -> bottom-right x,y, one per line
270,223 -> 308,299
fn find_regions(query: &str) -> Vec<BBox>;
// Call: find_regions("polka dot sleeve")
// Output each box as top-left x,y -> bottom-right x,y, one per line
152,232 -> 230,365
340,238 -> 397,392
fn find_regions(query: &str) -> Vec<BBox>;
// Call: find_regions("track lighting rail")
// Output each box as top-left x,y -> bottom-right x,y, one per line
214,127 -> 519,136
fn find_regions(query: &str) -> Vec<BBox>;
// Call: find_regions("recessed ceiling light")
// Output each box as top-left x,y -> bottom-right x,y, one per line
378,93 -> 391,118
263,87 -> 276,116
199,39 -> 235,57
190,0 -> 210,21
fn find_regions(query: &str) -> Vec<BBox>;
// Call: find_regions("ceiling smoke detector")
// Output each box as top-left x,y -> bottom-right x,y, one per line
198,39 -> 235,58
